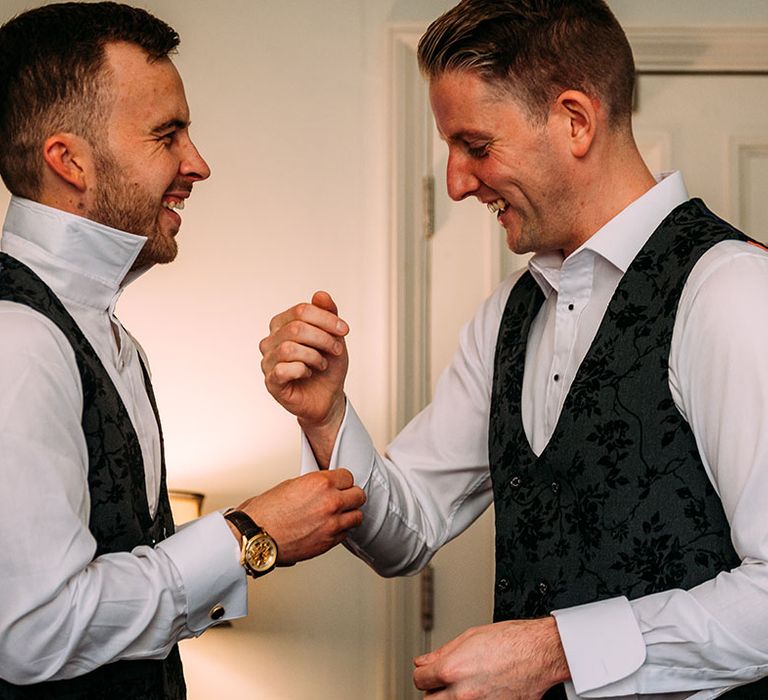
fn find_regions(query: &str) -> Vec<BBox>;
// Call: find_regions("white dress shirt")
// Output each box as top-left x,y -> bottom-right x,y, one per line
0,197 -> 245,684
302,173 -> 768,699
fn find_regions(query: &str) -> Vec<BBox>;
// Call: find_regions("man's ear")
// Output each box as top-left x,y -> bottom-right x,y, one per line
552,90 -> 598,159
42,133 -> 92,192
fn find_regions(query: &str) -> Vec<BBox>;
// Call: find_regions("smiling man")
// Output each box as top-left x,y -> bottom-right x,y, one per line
260,0 -> 768,698
0,3 -> 365,697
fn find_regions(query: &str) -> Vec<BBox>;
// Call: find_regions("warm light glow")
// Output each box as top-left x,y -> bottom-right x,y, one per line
169,490 -> 204,525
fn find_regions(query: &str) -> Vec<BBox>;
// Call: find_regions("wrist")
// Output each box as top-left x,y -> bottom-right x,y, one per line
298,395 -> 346,467
542,616 -> 571,686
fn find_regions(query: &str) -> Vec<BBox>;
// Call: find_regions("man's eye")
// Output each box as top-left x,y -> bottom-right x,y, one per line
158,132 -> 174,144
466,144 -> 488,158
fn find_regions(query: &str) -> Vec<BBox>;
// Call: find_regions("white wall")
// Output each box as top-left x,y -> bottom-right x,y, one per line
1,1 -> 766,698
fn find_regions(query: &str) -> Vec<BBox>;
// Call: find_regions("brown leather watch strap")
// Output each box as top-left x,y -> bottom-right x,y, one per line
224,509 -> 261,539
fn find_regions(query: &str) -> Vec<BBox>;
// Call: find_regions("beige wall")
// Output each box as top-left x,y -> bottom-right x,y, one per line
2,1 -> 767,698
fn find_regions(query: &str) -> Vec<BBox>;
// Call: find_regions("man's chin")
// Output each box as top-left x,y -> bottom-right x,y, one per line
132,239 -> 178,269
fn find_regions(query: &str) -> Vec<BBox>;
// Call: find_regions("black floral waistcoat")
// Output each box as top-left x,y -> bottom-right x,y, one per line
489,199 -> 768,698
0,253 -> 184,699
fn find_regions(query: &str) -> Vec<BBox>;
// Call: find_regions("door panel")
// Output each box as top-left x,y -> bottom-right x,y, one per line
633,74 -> 768,243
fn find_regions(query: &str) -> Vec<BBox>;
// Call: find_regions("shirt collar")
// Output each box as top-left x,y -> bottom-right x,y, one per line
528,171 -> 689,295
0,196 -> 148,312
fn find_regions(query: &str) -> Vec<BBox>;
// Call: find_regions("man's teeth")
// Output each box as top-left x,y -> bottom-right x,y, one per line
163,200 -> 185,211
487,198 -> 508,214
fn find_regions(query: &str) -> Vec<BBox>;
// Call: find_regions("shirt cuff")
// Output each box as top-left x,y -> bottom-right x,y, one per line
157,511 -> 247,634
299,400 -> 350,474
552,596 -> 646,696
300,401 -> 376,489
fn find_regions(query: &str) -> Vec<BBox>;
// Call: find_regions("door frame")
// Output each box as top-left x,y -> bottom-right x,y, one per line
385,23 -> 768,699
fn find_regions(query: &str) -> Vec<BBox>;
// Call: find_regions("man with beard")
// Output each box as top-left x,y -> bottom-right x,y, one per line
260,0 -> 768,698
0,3 -> 365,697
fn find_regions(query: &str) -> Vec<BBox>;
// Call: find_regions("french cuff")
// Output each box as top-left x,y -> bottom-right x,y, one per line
300,402 -> 375,489
300,400 -> 350,474
552,596 -> 645,696
157,511 -> 247,634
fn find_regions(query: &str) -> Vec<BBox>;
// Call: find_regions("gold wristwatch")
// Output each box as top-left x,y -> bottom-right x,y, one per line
224,509 -> 278,578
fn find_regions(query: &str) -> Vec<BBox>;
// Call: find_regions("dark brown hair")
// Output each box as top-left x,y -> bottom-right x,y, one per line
0,2 -> 180,198
418,0 -> 635,129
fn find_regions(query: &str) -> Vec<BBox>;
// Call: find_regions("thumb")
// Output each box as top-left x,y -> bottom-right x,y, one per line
413,651 -> 437,667
312,290 -> 339,315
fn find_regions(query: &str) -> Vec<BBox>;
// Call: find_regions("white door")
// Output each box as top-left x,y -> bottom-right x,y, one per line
391,28 -> 768,698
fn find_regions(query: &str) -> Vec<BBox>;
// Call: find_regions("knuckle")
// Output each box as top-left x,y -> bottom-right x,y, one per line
295,302 -> 311,320
275,341 -> 292,361
287,320 -> 306,340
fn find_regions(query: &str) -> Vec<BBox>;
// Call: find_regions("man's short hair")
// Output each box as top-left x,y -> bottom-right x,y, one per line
0,2 -> 180,198
417,0 -> 635,129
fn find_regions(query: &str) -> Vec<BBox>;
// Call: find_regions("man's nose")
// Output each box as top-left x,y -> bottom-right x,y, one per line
180,139 -> 211,182
445,151 -> 479,202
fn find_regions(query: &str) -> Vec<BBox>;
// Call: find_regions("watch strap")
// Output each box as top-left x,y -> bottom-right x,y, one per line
224,509 -> 278,578
224,509 -> 261,539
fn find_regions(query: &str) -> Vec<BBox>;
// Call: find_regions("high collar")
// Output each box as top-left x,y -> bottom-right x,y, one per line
529,171 -> 689,296
0,196 -> 149,314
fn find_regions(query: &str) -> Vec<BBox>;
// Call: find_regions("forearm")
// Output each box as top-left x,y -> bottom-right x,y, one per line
301,401 -> 493,576
0,512 -> 244,683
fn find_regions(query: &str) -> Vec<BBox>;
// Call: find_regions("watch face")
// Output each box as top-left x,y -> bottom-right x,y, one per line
244,533 -> 278,574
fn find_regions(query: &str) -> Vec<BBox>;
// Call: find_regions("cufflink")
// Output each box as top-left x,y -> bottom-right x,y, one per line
209,604 -> 225,621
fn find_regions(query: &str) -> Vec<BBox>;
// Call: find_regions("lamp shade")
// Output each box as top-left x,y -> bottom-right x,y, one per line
169,490 -> 204,525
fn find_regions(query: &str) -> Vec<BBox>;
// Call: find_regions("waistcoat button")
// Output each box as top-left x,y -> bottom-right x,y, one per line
551,482 -> 560,494
510,476 -> 521,489
538,581 -> 548,595
497,578 -> 510,593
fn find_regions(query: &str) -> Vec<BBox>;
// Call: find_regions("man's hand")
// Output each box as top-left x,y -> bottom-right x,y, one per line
234,469 -> 365,565
260,291 -> 348,466
412,617 -> 570,699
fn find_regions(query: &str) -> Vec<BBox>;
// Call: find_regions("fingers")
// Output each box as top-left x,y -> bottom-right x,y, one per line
324,467 -> 355,489
260,296 -> 349,391
336,507 -> 364,532
260,319 -> 344,369
413,661 -> 446,692
414,651 -> 436,667
266,296 -> 348,339
318,469 -> 366,512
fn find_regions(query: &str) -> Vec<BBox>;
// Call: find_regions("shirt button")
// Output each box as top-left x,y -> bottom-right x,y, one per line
509,476 -> 522,489
497,578 -> 510,593
551,481 -> 560,494
568,303 -> 574,311
538,581 -> 548,595
553,374 -> 560,382
209,604 -> 226,620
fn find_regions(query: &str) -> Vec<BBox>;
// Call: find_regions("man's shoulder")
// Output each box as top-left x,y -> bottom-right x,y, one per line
0,299 -> 77,368
679,238 -> 768,330
689,237 -> 768,287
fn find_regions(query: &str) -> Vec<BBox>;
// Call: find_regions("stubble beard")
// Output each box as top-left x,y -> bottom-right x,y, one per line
89,148 -> 178,270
